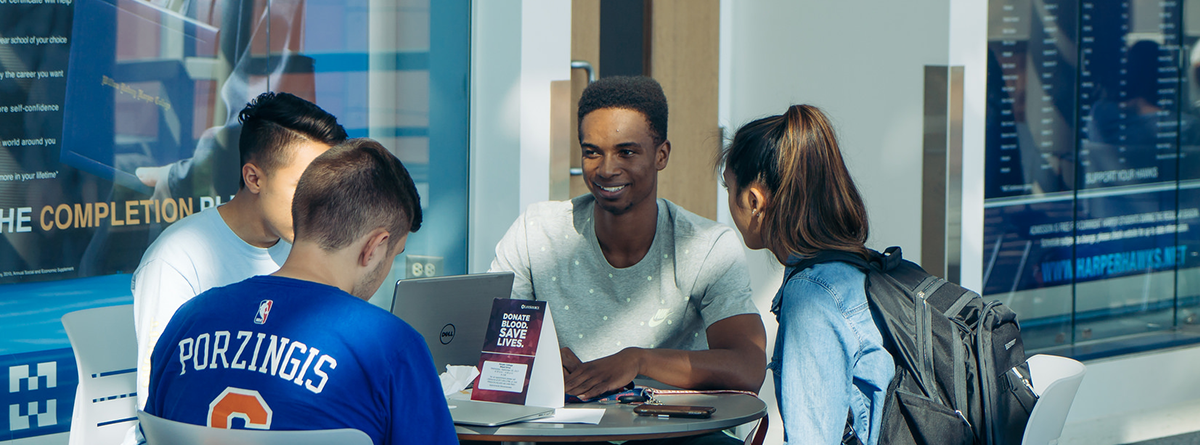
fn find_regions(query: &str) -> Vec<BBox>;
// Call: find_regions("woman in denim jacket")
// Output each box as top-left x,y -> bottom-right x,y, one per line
721,105 -> 894,444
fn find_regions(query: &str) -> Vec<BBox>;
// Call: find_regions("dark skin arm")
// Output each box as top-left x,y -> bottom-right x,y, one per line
561,313 -> 767,400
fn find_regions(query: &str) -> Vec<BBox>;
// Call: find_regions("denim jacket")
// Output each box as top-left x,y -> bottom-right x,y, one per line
768,260 -> 894,445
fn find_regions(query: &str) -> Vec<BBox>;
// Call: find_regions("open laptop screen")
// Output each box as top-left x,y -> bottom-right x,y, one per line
391,272 -> 515,373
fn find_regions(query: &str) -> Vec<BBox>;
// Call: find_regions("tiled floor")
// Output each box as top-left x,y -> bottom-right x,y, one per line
1126,432 -> 1200,445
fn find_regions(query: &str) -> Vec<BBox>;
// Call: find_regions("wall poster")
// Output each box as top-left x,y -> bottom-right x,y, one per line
1,0 -> 471,440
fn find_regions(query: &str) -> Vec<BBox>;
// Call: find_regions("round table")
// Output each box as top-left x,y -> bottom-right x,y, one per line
455,393 -> 767,443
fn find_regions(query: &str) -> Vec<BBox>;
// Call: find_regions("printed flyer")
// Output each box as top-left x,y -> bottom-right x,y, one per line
472,299 -> 563,408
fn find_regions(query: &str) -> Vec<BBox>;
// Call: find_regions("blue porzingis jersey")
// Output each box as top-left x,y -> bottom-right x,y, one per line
145,275 -> 457,445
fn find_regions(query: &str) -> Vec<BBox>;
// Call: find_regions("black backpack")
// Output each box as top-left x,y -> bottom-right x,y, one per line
787,247 -> 1038,445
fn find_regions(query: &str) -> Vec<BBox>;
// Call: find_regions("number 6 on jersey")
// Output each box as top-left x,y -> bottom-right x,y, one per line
208,387 -> 273,429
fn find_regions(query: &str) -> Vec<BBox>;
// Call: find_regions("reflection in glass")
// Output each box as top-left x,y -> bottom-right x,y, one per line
985,0 -> 1200,356
2,0 -> 468,298
282,0 -> 471,307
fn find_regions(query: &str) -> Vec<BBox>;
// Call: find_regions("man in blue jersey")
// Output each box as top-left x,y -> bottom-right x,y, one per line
144,138 -> 457,445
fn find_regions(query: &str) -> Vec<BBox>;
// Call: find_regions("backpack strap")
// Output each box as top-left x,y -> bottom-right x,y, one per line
879,246 -> 903,272
841,408 -> 861,445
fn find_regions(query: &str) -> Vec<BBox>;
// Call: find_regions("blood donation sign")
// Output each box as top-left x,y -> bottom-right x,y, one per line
472,299 -> 564,408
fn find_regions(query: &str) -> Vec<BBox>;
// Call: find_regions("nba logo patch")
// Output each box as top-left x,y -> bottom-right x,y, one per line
254,300 -> 273,324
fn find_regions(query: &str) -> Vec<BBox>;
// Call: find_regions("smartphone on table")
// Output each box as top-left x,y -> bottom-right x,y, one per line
633,404 -> 715,418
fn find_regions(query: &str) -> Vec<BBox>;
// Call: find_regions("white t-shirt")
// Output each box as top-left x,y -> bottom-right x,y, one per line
130,207 -> 289,409
489,195 -> 757,362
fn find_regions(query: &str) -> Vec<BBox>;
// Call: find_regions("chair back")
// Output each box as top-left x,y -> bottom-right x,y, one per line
62,304 -> 138,445
137,410 -> 373,445
1021,354 -> 1087,445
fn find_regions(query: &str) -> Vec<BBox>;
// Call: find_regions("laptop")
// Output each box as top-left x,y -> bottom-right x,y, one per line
390,272 -> 515,373
446,398 -> 554,427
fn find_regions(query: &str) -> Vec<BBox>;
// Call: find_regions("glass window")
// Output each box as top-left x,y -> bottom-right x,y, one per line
0,0 -> 469,438
985,0 -> 1200,357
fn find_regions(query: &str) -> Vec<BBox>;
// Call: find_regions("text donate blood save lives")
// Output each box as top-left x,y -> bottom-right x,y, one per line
497,313 -> 530,348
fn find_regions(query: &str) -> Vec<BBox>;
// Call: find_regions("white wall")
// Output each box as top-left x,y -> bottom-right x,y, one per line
468,0 -> 571,273
469,0 -> 522,274
950,0 -> 988,291
724,0 -> 951,263
517,1 -> 571,213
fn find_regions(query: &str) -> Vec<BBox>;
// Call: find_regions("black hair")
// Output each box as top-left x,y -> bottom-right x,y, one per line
236,92 -> 348,188
577,76 -> 669,145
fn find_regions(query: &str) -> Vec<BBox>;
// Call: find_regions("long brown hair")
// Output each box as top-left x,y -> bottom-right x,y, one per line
720,105 -> 869,263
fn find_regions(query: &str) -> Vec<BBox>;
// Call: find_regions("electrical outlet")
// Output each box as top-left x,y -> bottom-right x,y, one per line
405,255 -> 444,278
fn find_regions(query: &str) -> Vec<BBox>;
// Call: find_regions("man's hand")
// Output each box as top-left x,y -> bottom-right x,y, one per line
561,347 -> 641,400
559,314 -> 766,399
136,165 -> 174,202
609,314 -> 766,392
560,347 -> 582,376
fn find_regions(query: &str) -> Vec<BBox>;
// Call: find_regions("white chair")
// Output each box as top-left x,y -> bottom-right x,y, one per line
137,410 -> 373,445
62,304 -> 138,445
1021,354 -> 1087,445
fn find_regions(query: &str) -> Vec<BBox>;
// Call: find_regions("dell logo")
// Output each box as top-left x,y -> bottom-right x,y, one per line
440,324 -> 456,345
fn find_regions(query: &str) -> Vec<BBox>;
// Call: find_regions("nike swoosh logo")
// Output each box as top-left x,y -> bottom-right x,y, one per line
648,308 -> 671,327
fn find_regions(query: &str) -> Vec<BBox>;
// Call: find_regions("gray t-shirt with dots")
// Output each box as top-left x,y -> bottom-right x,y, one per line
489,194 -> 757,362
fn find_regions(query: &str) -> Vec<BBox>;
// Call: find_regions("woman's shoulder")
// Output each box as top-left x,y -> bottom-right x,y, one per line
784,262 -> 867,309
789,260 -> 865,287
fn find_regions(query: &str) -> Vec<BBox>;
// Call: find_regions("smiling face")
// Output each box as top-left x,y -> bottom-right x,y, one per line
580,108 -> 669,216
256,140 -> 331,243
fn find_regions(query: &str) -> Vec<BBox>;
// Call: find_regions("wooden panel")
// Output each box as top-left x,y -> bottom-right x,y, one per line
569,0 -> 600,199
550,80 -> 572,201
648,0 -> 720,219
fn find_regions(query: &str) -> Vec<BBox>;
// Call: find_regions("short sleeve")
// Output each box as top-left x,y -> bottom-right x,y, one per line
387,333 -> 459,445
694,229 -> 758,327
132,259 -> 200,410
489,211 -> 535,301
142,291 -> 197,417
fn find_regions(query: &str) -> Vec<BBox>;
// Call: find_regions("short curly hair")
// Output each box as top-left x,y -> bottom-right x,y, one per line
577,76 -> 668,145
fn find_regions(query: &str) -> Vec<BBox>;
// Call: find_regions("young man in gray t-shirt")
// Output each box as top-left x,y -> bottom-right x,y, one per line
490,77 -> 767,412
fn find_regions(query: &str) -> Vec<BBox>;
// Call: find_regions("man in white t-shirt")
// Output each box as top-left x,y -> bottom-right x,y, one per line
491,78 -> 767,445
129,91 -> 347,413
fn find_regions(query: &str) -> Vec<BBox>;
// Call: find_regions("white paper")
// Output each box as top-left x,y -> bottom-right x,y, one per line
527,408 -> 606,424
478,360 -> 528,393
523,306 -> 565,408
